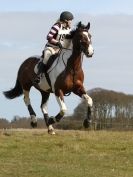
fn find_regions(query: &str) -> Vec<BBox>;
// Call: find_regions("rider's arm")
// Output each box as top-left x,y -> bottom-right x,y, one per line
47,23 -> 61,45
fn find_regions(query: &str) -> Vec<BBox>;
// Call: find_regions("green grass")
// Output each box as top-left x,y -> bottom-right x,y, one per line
0,129 -> 133,177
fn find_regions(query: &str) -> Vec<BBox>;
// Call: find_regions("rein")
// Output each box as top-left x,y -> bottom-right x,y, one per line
61,47 -> 72,51
47,47 -> 72,74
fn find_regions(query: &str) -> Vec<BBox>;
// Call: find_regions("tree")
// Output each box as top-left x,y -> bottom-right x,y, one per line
73,88 -> 133,130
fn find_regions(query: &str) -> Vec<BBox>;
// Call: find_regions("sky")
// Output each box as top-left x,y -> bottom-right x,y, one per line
0,0 -> 133,121
0,0 -> 133,15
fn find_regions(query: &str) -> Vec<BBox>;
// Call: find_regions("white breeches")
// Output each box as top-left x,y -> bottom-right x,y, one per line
42,47 -> 58,64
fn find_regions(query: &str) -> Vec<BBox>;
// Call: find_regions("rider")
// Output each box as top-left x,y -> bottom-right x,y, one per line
35,11 -> 74,83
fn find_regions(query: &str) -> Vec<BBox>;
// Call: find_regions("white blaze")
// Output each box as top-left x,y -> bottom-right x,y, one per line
83,31 -> 94,56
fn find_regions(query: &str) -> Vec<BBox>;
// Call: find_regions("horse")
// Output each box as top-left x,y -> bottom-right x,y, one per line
3,21 -> 94,134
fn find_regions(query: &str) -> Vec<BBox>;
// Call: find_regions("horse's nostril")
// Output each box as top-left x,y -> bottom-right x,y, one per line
87,52 -> 90,56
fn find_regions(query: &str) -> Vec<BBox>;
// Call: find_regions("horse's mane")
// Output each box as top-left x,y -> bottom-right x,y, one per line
70,21 -> 90,38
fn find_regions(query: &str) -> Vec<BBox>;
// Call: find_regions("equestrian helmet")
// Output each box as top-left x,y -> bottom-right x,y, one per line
60,11 -> 74,21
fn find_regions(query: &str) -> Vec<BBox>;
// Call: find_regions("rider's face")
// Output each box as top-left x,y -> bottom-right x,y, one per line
63,20 -> 72,28
67,20 -> 72,28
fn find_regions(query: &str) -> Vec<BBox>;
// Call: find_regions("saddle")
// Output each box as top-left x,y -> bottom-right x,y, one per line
36,52 -> 59,87
41,51 -> 59,72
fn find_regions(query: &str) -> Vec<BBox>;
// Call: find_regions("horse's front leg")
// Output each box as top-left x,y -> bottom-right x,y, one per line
23,89 -> 37,128
73,85 -> 93,128
82,93 -> 93,128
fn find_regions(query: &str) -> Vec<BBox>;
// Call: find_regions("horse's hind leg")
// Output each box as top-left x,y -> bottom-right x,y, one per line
40,91 -> 50,127
47,89 -> 67,132
23,89 -> 37,128
40,91 -> 56,134
47,95 -> 67,134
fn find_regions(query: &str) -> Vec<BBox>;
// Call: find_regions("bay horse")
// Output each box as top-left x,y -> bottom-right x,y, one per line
3,22 -> 94,134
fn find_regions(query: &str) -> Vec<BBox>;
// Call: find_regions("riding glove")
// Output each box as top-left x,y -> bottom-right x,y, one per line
56,42 -> 63,49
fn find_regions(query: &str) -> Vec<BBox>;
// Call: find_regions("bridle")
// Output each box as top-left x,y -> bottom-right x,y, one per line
79,30 -> 91,56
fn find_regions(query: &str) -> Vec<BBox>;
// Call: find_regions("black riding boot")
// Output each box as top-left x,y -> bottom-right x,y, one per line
34,62 -> 46,84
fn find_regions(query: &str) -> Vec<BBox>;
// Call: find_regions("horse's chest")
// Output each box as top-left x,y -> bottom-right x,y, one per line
54,71 -> 74,91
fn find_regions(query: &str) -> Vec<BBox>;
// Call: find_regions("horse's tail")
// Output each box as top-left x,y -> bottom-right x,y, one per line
3,79 -> 23,99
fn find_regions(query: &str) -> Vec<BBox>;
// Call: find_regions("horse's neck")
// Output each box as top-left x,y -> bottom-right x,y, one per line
48,46 -> 82,75
67,49 -> 82,70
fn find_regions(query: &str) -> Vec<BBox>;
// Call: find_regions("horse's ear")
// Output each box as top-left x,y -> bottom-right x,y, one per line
78,21 -> 82,28
69,30 -> 75,38
86,22 -> 90,30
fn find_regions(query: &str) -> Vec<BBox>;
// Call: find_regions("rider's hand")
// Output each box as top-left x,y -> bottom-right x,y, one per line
65,34 -> 72,39
56,42 -> 63,49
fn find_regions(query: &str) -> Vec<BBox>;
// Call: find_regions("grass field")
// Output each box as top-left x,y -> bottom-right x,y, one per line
0,129 -> 133,177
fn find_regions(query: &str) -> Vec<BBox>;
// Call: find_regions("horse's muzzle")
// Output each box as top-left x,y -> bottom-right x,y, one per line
85,52 -> 94,58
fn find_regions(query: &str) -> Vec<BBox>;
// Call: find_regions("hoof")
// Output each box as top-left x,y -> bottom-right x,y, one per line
31,115 -> 37,128
48,129 -> 56,135
48,125 -> 55,135
31,121 -> 37,128
83,119 -> 91,128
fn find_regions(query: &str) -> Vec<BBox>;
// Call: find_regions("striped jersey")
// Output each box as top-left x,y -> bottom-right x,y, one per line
46,22 -> 71,46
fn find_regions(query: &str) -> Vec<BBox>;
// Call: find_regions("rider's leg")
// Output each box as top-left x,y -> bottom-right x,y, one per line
38,49 -> 52,74
35,47 -> 55,83
36,61 -> 46,75
43,47 -> 55,64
